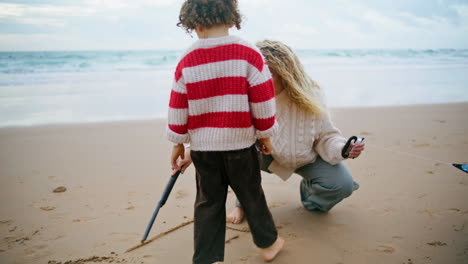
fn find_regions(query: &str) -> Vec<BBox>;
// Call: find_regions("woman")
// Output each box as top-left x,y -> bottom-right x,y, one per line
174,39 -> 365,224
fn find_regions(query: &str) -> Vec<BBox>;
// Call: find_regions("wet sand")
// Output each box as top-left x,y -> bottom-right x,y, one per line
0,103 -> 467,264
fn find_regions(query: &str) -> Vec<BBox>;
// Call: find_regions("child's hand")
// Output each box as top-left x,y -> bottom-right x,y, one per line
171,144 -> 185,172
258,138 -> 273,155
171,147 -> 192,175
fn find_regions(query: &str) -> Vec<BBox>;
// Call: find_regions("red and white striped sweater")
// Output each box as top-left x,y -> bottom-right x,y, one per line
167,35 -> 277,151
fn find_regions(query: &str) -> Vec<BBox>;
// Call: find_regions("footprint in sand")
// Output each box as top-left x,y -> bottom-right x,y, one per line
376,245 -> 395,253
360,131 -> 372,136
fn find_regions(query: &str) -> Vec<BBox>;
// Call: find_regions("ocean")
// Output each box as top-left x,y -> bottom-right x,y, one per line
0,49 -> 467,127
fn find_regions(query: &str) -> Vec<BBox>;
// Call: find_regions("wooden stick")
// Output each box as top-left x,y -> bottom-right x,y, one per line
125,219 -> 194,253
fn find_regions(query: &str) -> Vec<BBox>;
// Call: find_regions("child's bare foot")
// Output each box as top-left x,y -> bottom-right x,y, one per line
260,236 -> 285,262
227,206 -> 244,224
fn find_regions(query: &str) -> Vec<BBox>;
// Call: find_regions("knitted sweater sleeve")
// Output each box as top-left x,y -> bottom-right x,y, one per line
314,112 -> 347,165
247,53 -> 278,138
166,70 -> 190,144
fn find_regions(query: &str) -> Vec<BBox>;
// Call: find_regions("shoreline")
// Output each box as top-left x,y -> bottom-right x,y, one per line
1,101 -> 467,130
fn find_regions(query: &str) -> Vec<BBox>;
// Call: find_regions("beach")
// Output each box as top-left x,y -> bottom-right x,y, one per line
0,102 -> 467,264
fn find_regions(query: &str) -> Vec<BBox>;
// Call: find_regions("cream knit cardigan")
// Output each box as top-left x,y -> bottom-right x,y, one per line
268,90 -> 347,181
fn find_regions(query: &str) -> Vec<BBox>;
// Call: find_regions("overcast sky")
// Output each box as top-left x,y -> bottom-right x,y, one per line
0,0 -> 467,51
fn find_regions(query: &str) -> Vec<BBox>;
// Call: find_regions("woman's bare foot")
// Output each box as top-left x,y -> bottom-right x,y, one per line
227,206 -> 244,224
260,236 -> 285,262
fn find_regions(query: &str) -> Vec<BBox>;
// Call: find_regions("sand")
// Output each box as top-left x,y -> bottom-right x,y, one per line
0,103 -> 467,264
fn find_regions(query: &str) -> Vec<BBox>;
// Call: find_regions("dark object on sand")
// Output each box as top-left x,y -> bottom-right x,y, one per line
452,164 -> 468,174
141,170 -> 181,243
53,186 -> 67,193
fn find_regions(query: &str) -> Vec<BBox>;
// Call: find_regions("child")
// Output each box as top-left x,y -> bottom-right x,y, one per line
167,0 -> 284,263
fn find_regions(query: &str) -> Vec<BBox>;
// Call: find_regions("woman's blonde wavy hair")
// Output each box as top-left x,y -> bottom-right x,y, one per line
256,40 -> 325,118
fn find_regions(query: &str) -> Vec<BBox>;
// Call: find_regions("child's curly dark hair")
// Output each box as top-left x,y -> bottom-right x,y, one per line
177,0 -> 242,33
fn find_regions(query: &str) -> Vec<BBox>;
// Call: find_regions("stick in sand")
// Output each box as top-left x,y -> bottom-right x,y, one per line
140,170 -> 181,243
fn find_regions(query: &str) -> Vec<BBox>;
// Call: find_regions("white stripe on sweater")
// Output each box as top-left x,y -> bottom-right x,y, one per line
183,60 -> 247,83
188,94 -> 249,116
172,78 -> 186,94
250,97 -> 276,119
248,66 -> 272,88
183,60 -> 267,87
188,127 -> 256,151
167,108 -> 188,125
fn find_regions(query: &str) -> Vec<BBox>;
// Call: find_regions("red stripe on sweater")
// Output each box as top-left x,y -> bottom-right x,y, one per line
175,44 -> 264,82
168,124 -> 188,134
169,91 -> 188,109
188,112 -> 252,130
253,116 -> 275,131
248,80 -> 275,103
186,77 -> 248,100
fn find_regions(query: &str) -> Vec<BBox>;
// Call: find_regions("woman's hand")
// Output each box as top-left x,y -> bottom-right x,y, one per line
346,141 -> 365,159
171,147 -> 192,175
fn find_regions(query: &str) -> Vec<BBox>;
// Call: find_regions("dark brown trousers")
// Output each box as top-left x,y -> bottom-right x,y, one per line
190,144 -> 278,264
